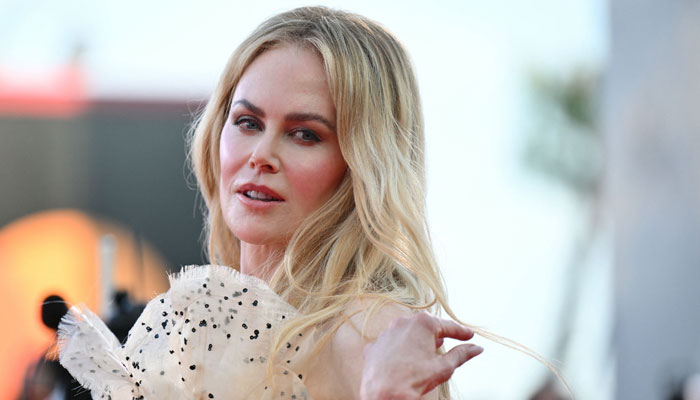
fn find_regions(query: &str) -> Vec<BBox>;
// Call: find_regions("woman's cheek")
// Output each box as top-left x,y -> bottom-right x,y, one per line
219,127 -> 235,171
291,156 -> 346,213
219,128 -> 249,179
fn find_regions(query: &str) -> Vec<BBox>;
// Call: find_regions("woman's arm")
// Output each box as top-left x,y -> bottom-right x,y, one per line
312,304 -> 482,400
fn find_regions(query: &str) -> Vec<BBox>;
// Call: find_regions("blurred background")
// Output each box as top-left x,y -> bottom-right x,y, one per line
1,0 -> 699,399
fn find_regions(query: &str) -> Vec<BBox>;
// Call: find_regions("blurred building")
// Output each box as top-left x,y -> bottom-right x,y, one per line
0,65 -> 205,268
608,1 -> 700,399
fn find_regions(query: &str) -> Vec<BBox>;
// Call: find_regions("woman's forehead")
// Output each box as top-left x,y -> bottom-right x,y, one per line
230,45 -> 335,122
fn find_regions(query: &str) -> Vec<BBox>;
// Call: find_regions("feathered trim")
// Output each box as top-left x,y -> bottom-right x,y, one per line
170,264 -> 297,312
57,305 -> 137,399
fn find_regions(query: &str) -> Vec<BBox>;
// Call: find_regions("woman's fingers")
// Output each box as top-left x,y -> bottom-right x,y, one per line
443,343 -> 484,370
433,315 -> 475,341
411,312 -> 474,348
419,344 -> 484,395
435,337 -> 444,349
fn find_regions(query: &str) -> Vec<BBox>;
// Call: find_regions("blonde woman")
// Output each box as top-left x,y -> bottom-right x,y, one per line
59,6 -> 484,399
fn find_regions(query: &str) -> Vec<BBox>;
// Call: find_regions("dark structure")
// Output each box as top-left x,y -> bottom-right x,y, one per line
0,99 -> 207,270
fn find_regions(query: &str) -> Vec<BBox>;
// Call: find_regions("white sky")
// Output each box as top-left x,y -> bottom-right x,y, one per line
0,0 -> 611,398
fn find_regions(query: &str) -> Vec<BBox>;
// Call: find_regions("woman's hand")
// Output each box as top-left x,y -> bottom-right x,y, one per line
359,312 -> 483,400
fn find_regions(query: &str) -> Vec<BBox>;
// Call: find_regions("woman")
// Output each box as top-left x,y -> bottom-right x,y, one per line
191,6 -> 484,398
59,6 -> 483,399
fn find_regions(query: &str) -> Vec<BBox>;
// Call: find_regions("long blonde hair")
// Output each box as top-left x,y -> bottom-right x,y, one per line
188,6 -> 565,399
191,7 -> 439,314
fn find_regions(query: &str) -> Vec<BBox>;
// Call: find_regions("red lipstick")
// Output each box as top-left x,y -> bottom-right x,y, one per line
235,183 -> 284,209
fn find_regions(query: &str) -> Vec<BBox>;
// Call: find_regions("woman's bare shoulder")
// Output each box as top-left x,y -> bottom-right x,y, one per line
336,298 -> 415,343
304,298 -> 415,399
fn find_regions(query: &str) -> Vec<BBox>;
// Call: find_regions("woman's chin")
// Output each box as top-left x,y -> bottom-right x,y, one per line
224,212 -> 297,248
231,228 -> 290,248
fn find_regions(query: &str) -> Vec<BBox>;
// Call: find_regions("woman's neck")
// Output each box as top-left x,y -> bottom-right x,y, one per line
239,242 -> 285,283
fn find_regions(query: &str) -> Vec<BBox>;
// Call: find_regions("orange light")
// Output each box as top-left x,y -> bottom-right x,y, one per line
0,209 -> 169,399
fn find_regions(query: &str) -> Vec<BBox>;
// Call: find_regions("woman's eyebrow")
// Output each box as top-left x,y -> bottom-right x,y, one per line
232,98 -> 335,131
232,99 -> 265,117
286,112 -> 336,131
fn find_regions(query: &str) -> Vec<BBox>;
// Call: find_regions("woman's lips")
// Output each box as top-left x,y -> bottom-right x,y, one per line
241,190 -> 280,201
235,183 -> 284,208
236,183 -> 284,200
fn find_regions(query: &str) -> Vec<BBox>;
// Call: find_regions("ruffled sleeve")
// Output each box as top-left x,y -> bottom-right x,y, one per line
58,265 -> 311,400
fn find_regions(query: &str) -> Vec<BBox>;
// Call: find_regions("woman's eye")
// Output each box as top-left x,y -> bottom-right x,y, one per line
233,117 -> 261,131
293,129 -> 321,143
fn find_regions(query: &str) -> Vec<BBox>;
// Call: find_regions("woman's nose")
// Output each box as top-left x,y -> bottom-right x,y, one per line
249,131 -> 280,173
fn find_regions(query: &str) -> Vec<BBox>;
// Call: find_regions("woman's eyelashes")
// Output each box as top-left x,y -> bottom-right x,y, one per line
291,129 -> 321,143
233,115 -> 322,144
233,116 -> 262,132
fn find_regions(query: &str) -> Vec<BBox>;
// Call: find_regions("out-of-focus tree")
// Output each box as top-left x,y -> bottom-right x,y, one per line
524,68 -> 602,198
522,67 -> 606,399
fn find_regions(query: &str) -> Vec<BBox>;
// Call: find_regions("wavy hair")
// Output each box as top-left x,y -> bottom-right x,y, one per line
188,6 -> 565,399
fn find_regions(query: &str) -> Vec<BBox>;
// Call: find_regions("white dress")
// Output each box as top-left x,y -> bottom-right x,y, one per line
58,265 -> 311,400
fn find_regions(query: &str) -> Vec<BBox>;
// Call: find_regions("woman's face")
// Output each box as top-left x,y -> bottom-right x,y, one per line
219,44 -> 347,247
